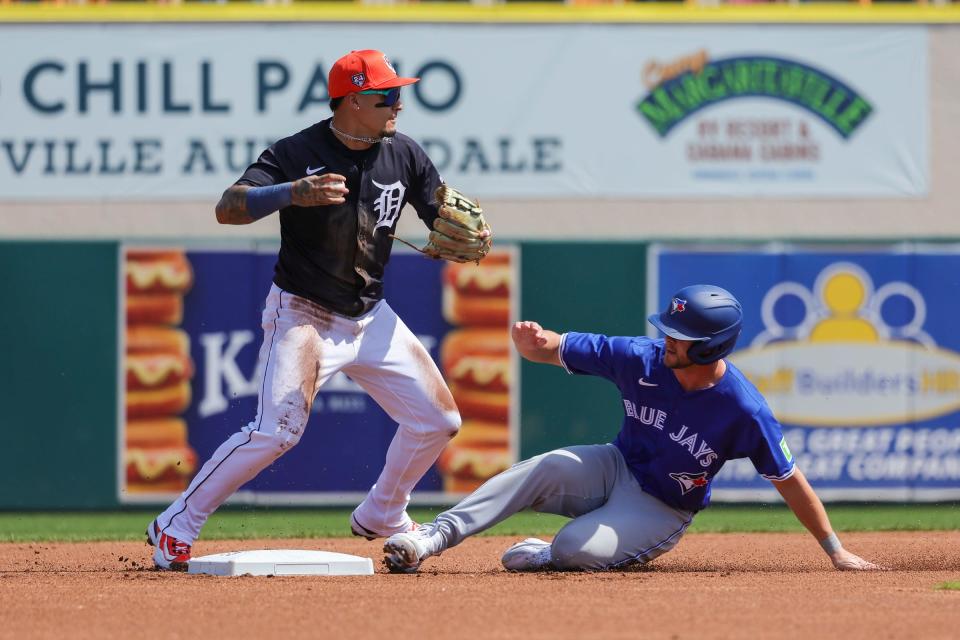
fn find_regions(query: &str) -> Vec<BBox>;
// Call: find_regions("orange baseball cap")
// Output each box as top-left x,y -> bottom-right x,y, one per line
328,50 -> 420,99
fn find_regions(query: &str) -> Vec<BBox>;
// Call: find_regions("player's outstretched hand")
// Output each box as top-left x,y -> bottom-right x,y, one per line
830,549 -> 886,571
512,321 -> 548,350
292,174 -> 349,206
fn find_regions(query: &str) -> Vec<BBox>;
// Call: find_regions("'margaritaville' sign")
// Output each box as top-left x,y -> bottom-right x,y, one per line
0,25 -> 926,199
651,244 -> 960,501
638,55 -> 873,139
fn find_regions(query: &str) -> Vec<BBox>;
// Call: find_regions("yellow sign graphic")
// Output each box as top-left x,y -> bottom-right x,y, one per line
732,262 -> 960,426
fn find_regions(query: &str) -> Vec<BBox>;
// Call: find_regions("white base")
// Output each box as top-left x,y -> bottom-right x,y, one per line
187,550 -> 375,577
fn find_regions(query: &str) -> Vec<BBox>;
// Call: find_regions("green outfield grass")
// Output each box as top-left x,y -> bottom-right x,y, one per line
0,504 -> 957,543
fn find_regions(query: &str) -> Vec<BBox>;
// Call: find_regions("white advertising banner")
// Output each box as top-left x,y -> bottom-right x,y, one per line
0,24 -> 927,199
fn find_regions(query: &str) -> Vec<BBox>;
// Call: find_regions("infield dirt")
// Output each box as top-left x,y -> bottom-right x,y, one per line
2,532 -> 959,640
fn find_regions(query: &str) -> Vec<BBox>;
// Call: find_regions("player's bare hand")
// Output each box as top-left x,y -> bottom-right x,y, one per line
512,321 -> 548,349
830,549 -> 886,571
292,174 -> 349,206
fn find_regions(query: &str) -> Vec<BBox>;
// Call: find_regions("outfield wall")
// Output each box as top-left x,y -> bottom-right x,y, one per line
4,240 -> 960,509
2,19 -> 958,508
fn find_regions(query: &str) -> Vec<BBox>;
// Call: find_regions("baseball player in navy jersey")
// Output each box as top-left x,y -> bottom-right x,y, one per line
384,285 -> 882,573
145,49 -> 491,570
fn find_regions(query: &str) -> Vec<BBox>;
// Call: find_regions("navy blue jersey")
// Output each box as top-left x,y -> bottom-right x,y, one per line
559,333 -> 795,512
237,118 -> 442,317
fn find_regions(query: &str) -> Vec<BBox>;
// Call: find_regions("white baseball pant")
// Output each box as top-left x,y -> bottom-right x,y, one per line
156,284 -> 461,543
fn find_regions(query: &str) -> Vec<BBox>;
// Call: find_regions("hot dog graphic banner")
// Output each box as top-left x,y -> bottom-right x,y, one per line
120,245 -> 518,504
649,244 -> 960,501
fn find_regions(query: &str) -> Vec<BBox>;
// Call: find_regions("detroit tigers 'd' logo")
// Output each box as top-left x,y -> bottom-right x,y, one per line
372,179 -> 406,230
669,471 -> 709,495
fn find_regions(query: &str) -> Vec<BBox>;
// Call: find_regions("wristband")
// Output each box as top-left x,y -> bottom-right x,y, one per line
819,532 -> 843,555
246,183 -> 293,220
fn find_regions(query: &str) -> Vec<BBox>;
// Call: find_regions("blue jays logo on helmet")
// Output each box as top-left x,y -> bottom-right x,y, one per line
647,284 -> 743,364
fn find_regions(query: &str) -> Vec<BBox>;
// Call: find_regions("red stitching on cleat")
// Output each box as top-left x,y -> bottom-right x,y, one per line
159,532 -> 192,562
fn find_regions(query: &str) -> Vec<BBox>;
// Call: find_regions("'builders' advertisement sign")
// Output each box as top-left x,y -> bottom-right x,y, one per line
0,24 -> 926,199
651,244 -> 960,501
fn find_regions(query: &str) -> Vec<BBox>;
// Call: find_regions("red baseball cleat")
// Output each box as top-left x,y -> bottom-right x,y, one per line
145,519 -> 192,571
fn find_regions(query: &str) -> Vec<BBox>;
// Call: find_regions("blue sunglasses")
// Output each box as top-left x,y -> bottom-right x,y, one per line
358,87 -> 401,108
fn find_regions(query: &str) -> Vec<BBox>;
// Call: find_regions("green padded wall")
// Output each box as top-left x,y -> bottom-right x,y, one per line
0,242 -> 118,508
518,243 -> 648,458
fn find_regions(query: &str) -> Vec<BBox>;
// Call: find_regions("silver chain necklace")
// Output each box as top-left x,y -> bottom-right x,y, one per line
330,122 -> 383,145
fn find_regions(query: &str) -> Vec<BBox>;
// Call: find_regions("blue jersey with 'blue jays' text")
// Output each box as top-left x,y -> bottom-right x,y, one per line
559,333 -> 795,512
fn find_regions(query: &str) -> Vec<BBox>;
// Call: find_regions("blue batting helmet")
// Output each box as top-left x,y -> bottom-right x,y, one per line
647,284 -> 743,364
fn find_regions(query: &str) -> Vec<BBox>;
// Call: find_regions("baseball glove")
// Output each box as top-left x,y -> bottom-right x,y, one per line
391,185 -> 492,264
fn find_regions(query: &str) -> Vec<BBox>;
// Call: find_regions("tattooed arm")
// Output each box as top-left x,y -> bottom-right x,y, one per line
215,185 -> 254,225
216,175 -> 349,225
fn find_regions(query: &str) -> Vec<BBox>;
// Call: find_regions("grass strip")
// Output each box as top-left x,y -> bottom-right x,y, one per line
0,504 -> 956,543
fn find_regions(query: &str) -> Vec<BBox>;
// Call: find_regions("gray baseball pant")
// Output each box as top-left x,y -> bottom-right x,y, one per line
432,443 -> 695,570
